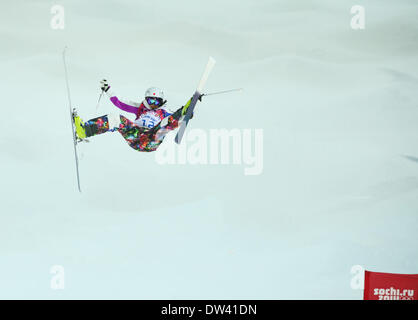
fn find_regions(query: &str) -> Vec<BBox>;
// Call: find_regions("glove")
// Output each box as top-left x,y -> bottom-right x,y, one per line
100,79 -> 110,92
198,93 -> 204,102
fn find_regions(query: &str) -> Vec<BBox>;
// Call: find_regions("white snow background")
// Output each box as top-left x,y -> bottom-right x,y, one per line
0,0 -> 417,299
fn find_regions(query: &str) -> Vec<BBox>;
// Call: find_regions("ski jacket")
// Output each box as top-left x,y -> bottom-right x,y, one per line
108,94 -> 172,129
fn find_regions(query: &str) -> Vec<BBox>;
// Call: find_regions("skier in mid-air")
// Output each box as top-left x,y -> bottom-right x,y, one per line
73,80 -> 199,152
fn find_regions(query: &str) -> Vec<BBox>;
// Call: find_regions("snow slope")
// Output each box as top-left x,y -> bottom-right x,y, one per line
0,0 -> 417,299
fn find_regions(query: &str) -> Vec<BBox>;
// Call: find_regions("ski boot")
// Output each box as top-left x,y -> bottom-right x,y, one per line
181,95 -> 201,118
72,110 -> 86,140
72,109 -> 89,142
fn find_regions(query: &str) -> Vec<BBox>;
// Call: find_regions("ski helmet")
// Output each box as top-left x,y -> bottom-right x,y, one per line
144,87 -> 166,108
145,87 -> 164,100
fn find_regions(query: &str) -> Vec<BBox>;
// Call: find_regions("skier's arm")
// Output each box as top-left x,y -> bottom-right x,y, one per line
109,96 -> 139,114
100,79 -> 139,115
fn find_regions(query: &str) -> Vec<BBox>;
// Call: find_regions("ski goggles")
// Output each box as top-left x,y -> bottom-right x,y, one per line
146,97 -> 163,106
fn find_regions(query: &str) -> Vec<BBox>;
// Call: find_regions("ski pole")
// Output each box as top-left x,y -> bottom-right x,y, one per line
96,90 -> 104,112
203,88 -> 243,97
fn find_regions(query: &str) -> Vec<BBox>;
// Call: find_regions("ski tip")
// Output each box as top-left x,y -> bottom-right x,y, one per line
209,56 -> 216,65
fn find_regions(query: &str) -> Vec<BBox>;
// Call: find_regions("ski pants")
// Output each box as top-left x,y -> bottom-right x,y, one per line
83,113 -> 182,152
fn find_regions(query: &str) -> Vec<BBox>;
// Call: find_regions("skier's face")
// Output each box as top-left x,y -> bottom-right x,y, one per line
146,97 -> 163,109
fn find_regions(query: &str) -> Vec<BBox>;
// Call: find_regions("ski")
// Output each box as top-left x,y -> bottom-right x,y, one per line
175,56 -> 216,144
63,47 -> 82,193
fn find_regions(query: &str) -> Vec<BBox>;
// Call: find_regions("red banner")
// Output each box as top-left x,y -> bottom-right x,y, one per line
364,270 -> 418,300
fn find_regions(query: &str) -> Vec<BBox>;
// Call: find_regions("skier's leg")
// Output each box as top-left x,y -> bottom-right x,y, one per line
74,114 -> 120,139
151,111 -> 188,142
128,117 -> 181,152
117,115 -> 151,151
115,115 -> 166,152
83,115 -> 110,137
146,101 -> 196,149
117,115 -> 146,140
146,97 -> 193,141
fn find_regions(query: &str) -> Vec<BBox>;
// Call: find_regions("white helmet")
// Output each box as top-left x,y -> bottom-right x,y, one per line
144,87 -> 166,109
145,87 -> 164,100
